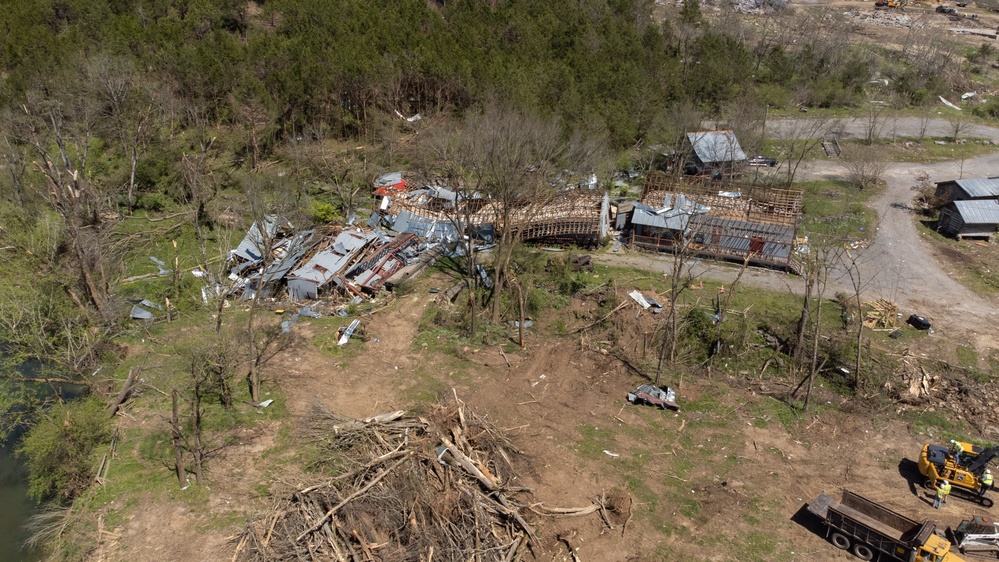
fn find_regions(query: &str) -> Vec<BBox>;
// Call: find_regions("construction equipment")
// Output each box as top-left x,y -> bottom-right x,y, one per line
947,515 -> 999,558
808,490 -> 966,561
875,0 -> 907,8
918,442 -> 998,507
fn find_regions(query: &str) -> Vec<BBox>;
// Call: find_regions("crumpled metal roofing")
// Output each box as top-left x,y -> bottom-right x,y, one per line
232,215 -> 290,262
687,130 -> 747,164
391,210 -> 460,242
289,230 -> 375,285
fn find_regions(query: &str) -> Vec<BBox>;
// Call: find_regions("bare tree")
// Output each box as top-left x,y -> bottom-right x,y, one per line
459,102 -> 604,322
791,240 -> 844,412
778,117 -> 836,187
861,101 -> 891,146
949,118 -> 970,143
841,246 -> 877,389
841,144 -> 891,190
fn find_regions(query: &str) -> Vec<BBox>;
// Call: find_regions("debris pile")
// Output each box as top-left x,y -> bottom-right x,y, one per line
844,9 -> 917,27
863,298 -> 899,329
232,396 -> 621,561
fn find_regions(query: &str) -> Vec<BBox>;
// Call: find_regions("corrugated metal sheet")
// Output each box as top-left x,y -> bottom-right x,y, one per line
687,131 -> 747,164
232,215 -> 289,262
953,199 -> 999,224
289,231 -> 375,285
631,203 -> 691,231
954,178 -> 999,199
692,216 -> 794,259
392,210 -> 460,242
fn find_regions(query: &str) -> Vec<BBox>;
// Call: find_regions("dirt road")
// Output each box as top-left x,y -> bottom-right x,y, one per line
598,118 -> 999,350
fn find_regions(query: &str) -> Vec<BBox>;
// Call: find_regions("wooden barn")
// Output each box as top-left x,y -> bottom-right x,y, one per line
937,200 -> 999,241
934,177 -> 999,203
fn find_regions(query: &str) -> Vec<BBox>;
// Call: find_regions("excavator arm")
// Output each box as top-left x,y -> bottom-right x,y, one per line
965,447 -> 999,474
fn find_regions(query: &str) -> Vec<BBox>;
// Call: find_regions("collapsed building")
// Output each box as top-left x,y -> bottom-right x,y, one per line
620,173 -> 803,272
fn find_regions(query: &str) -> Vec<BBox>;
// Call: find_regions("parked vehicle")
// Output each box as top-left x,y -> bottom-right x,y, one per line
747,155 -> 778,167
947,515 -> 999,558
808,490 -> 965,561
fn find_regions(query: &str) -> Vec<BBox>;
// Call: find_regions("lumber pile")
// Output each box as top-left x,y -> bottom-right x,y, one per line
863,298 -> 898,329
232,394 -> 617,561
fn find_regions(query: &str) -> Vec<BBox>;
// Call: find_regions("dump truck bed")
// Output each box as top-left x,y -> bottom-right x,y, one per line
810,491 -> 937,562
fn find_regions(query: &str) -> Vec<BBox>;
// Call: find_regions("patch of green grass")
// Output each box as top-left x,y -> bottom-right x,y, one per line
957,343 -> 979,370
904,409 -> 970,442
402,367 -> 450,404
575,423 -> 616,459
799,179 -> 877,238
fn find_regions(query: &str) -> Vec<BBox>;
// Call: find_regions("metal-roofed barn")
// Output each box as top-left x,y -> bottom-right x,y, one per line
934,177 -> 999,203
937,199 -> 999,241
627,173 -> 803,271
686,130 -> 748,177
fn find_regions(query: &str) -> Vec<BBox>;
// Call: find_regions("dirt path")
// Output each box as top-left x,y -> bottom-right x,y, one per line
598,118 -> 999,350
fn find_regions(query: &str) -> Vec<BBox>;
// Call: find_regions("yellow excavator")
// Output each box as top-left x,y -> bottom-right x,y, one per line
918,441 -> 997,507
875,0 -> 907,7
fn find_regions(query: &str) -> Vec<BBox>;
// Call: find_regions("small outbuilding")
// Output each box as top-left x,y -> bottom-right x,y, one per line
934,177 -> 999,203
937,199 -> 999,240
685,130 -> 747,177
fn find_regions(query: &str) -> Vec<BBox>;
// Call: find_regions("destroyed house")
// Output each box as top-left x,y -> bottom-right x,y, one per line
627,174 -> 802,271
231,215 -> 294,273
508,190 -> 610,247
937,199 -> 999,241
686,130 -> 747,176
373,171 -> 407,197
935,177 -> 999,204
287,230 -> 375,300
246,229 -> 318,298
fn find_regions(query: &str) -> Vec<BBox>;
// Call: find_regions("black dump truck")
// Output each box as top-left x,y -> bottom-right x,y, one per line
809,490 -> 965,561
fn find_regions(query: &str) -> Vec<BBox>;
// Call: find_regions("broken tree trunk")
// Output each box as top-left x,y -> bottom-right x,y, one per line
108,368 -> 139,418
170,389 -> 187,487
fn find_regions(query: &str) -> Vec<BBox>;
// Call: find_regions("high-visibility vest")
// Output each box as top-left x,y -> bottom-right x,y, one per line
955,443 -> 965,453
937,486 -> 947,498
941,482 -> 952,495
984,473 -> 994,486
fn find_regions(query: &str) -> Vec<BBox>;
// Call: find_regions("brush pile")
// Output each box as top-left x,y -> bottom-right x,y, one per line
232,394 -> 615,561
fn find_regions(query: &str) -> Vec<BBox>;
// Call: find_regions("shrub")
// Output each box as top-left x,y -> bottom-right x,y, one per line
17,396 -> 113,502
310,200 -> 339,224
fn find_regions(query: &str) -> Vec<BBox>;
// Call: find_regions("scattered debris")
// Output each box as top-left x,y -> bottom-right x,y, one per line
863,298 -> 899,329
627,384 -> 680,411
255,399 -> 274,408
337,319 -> 361,346
907,314 -> 932,330
570,254 -> 594,272
149,256 -> 172,275
940,96 -> 962,111
130,306 -> 154,320
603,450 -> 621,458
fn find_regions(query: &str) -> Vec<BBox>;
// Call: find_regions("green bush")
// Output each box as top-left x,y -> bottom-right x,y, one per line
17,396 -> 113,502
310,199 -> 339,224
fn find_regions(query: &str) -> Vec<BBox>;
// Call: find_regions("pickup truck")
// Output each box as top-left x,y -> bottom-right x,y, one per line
809,490 -> 965,561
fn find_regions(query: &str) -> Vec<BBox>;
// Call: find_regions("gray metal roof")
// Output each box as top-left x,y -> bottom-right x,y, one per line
953,199 -> 999,224
258,229 -> 317,285
289,230 -> 375,285
692,216 -> 794,259
374,172 -> 404,187
232,215 -> 290,262
392,210 -> 460,242
631,203 -> 691,231
953,178 -> 999,199
687,131 -> 747,164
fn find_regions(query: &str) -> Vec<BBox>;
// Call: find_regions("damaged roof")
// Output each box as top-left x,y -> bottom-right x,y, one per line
687,130 -> 747,164
289,230 -> 375,285
391,210 -> 460,242
232,215 -> 292,262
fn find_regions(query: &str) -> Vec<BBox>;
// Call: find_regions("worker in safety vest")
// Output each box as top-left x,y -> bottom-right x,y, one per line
951,440 -> 965,465
934,480 -> 949,509
982,469 -> 994,497
941,479 -> 952,504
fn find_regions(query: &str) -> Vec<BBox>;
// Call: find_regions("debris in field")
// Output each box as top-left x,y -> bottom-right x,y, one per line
627,384 -> 680,411
509,320 -> 533,329
231,396 -> 620,561
149,256 -> 172,275
863,298 -> 899,329
570,254 -> 594,272
603,450 -> 620,458
907,314 -> 931,330
256,399 -> 274,408
130,306 -> 154,320
629,290 -> 651,309
337,319 -> 361,346
139,299 -> 163,311
940,96 -> 962,111
298,305 -> 321,319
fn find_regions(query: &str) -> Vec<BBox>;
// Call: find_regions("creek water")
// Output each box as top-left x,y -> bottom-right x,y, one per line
0,436 -> 40,561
